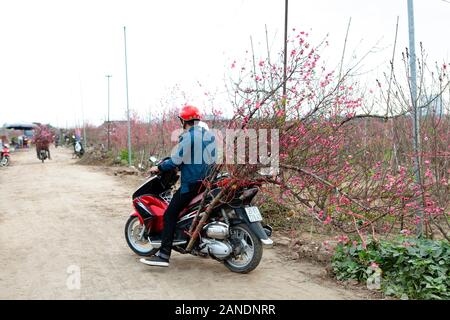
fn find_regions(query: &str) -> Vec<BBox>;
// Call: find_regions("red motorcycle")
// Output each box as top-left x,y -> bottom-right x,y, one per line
124,157 -> 273,273
0,144 -> 11,167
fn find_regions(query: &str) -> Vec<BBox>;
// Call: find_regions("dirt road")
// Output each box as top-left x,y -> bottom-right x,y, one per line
0,147 -> 369,299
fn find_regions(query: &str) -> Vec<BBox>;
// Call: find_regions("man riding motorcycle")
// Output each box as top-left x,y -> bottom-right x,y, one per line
36,144 -> 51,160
33,124 -> 53,161
74,139 -> 84,158
140,105 -> 216,267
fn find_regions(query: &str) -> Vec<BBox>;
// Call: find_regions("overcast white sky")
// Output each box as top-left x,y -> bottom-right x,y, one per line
0,0 -> 449,127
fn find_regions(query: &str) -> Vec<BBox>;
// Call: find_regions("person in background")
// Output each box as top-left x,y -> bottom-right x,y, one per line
23,136 -> 29,148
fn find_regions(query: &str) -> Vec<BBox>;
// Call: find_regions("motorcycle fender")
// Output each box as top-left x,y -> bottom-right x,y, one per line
233,208 -> 272,244
130,212 -> 144,225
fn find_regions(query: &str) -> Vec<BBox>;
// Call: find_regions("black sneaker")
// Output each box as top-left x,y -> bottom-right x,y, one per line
140,255 -> 169,267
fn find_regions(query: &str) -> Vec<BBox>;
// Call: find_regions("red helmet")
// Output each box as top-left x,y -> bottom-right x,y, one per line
178,105 -> 201,122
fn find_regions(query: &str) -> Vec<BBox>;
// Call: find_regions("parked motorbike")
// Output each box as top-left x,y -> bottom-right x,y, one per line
0,144 -> 11,167
124,157 -> 273,273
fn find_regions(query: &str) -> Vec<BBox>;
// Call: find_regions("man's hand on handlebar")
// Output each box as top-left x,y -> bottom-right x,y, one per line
149,166 -> 160,175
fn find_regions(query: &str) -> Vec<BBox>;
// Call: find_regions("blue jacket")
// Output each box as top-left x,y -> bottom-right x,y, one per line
158,125 -> 216,194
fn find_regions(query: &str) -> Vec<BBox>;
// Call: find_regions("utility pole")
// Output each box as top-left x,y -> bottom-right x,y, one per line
82,115 -> 87,148
282,0 -> 288,112
79,78 -> 87,148
407,0 -> 423,237
123,26 -> 132,167
106,75 -> 112,151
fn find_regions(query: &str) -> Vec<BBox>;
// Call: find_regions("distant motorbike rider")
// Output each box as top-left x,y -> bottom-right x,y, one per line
0,143 -> 10,165
74,138 -> 84,158
140,105 -> 216,267
36,144 -> 51,160
33,125 -> 53,160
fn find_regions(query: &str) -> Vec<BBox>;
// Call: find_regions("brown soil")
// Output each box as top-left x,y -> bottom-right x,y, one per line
0,147 -> 376,299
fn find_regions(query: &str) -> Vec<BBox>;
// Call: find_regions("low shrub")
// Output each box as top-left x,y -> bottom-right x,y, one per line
332,237 -> 450,300
119,149 -> 135,164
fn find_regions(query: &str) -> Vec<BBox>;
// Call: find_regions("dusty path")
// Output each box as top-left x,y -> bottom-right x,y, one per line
0,147 -> 369,299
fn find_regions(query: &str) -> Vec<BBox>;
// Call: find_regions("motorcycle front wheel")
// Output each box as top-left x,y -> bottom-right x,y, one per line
125,216 -> 158,256
224,223 -> 263,274
0,156 -> 9,166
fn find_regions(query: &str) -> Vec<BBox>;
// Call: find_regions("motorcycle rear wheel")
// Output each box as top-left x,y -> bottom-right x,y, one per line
125,216 -> 158,256
224,223 -> 263,274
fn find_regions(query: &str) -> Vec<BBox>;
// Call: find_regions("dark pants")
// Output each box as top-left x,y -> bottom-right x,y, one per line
159,187 -> 199,259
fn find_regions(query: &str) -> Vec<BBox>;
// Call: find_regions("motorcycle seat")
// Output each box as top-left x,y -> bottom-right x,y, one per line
178,191 -> 206,218
187,191 -> 205,207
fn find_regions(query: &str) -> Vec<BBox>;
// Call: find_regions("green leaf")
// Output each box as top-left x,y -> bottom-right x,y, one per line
331,238 -> 450,300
